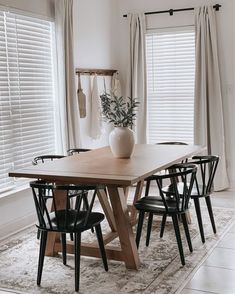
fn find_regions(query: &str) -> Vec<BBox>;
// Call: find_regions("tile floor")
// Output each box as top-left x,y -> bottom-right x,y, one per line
180,190 -> 235,294
0,190 -> 235,294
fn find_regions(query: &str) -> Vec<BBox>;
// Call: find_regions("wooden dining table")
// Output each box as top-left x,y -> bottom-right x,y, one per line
9,144 -> 205,270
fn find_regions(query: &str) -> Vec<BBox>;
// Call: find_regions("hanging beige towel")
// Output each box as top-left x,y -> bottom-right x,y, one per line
111,72 -> 122,97
77,74 -> 86,118
89,74 -> 102,139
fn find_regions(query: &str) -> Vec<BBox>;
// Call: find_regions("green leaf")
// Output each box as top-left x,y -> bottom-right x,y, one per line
99,92 -> 140,127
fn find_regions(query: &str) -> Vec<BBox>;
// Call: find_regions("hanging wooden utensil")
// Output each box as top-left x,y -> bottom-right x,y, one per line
77,73 -> 86,118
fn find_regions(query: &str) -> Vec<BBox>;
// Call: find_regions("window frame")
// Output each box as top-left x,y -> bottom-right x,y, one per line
145,25 -> 195,145
0,7 -> 58,194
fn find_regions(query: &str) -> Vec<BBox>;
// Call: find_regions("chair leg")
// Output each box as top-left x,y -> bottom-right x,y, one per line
193,198 -> 205,243
205,196 -> 216,234
160,214 -> 167,238
145,180 -> 151,196
172,215 -> 185,266
75,195 -> 79,210
61,233 -> 67,265
67,198 -> 74,241
74,233 -> 81,292
37,197 -> 46,240
37,230 -> 48,286
158,178 -> 163,189
146,212 -> 153,247
95,224 -> 108,271
181,213 -> 193,252
37,229 -> 41,240
136,210 -> 145,248
82,191 -> 89,209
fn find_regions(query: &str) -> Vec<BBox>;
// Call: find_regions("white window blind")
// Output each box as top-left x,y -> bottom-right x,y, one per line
0,11 -> 56,193
146,27 -> 195,144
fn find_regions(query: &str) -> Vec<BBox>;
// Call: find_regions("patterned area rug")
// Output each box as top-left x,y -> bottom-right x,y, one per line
0,204 -> 234,294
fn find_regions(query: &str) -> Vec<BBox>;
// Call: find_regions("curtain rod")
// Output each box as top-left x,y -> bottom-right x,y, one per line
76,68 -> 117,76
123,4 -> 221,17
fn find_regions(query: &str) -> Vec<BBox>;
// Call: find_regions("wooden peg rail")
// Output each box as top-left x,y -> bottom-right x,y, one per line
75,68 -> 117,76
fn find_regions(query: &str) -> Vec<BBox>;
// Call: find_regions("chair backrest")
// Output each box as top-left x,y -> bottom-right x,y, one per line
157,163 -> 197,213
191,155 -> 219,196
157,142 -> 188,164
67,148 -> 91,156
32,155 -> 65,165
30,180 -> 97,233
157,142 -> 188,145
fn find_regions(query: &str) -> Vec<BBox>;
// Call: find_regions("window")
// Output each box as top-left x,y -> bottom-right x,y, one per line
0,10 -> 56,193
146,27 -> 195,144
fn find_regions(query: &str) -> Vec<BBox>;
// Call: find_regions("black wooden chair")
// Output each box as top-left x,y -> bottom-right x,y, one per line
160,155 -> 219,243
144,142 -> 189,236
67,148 -> 91,155
32,155 -> 66,239
186,155 -> 219,243
30,180 -> 108,292
135,163 -> 197,266
67,148 -> 108,226
144,142 -> 188,197
32,155 -> 65,165
67,149 -> 97,224
32,155 -> 93,239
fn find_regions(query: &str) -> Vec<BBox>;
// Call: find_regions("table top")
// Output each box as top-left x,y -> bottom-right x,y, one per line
9,144 -> 205,186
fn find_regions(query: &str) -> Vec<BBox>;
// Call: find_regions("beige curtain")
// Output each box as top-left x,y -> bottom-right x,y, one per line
111,72 -> 122,97
89,75 -> 102,139
127,13 -> 147,144
194,6 -> 229,190
55,0 -> 81,152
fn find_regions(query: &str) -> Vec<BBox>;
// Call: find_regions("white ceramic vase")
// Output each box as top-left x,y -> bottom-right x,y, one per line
109,127 -> 135,158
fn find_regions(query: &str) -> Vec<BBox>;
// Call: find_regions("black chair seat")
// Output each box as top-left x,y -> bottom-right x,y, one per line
135,196 -> 185,214
42,210 -> 105,232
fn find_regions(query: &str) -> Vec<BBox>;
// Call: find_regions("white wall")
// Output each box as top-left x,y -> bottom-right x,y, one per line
117,0 -> 235,189
0,0 -> 54,240
73,0 -> 118,69
73,0 -> 119,149
0,188 -> 36,241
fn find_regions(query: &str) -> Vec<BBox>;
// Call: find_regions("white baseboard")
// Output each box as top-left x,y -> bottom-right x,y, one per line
0,213 -> 36,242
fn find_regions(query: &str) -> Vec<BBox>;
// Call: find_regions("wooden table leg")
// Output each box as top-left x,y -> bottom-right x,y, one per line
45,184 -> 142,268
97,189 -> 116,231
123,186 -> 130,200
130,180 -> 144,222
107,185 -> 140,270
185,210 -> 192,224
45,189 -> 67,256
